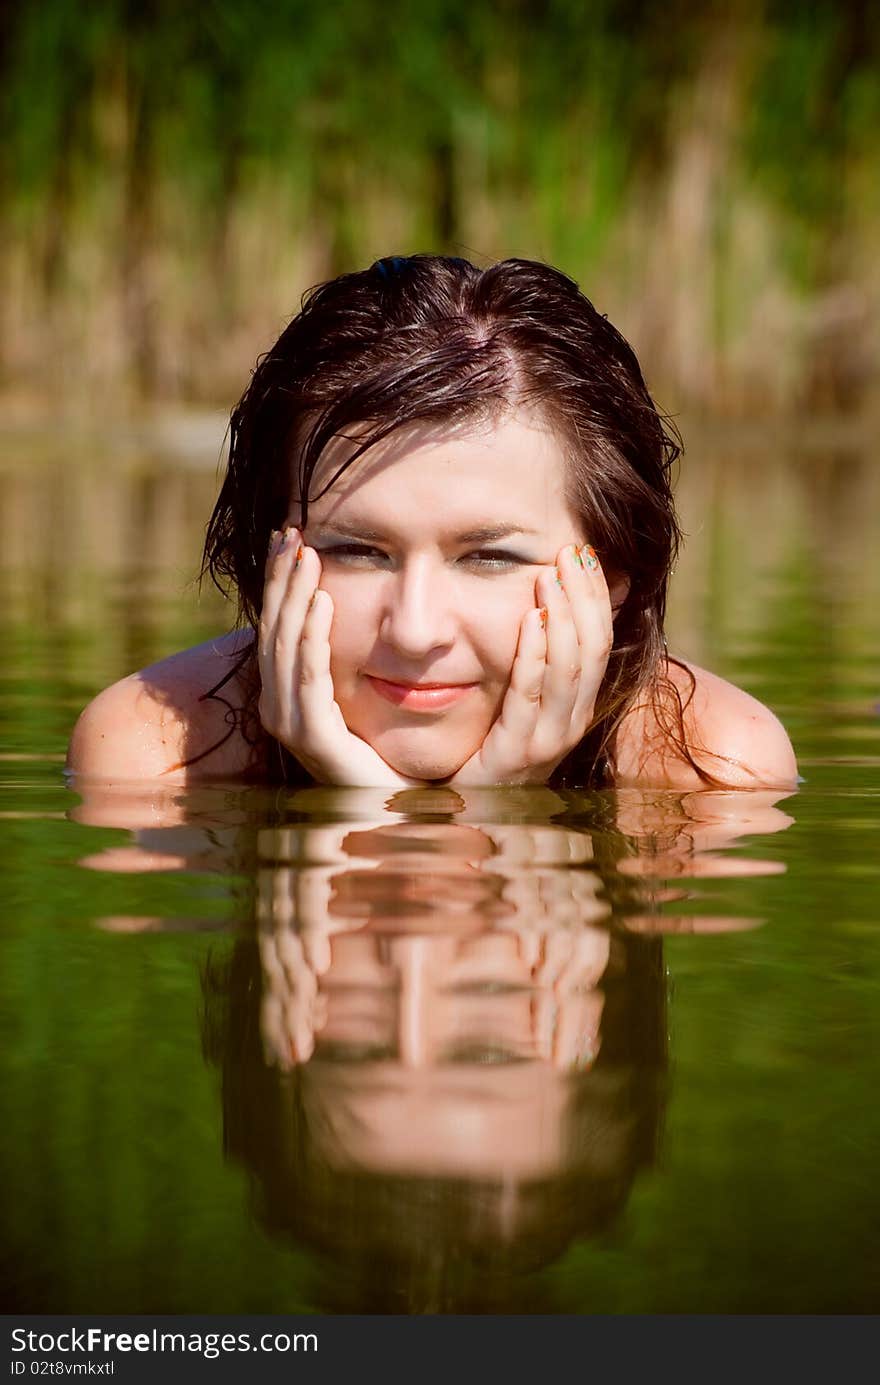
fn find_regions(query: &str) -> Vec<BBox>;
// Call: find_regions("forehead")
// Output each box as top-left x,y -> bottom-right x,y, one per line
305,409 -> 574,532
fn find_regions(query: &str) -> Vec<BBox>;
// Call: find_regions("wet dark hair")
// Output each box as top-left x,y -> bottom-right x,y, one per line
202,253 -> 694,786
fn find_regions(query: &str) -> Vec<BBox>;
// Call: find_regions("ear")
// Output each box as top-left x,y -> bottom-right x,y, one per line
609,575 -> 630,618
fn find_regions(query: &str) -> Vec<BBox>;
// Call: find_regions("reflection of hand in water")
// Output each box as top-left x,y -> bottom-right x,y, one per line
256,819 -> 612,1074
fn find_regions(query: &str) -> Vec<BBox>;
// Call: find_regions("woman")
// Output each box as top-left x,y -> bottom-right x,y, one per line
67,254 -> 797,790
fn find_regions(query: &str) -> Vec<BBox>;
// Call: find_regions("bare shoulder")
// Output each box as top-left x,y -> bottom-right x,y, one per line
613,657 -> 798,790
66,630 -> 256,782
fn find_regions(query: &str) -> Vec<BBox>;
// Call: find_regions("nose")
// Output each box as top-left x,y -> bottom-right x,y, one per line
379,558 -> 456,660
392,937 -> 432,1068
389,935 -> 457,1067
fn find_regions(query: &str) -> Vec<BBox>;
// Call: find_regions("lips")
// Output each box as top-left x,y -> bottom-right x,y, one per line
369,678 -> 471,690
365,675 -> 477,711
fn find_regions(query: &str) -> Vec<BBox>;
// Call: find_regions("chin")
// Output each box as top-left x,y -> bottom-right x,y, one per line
368,727 -> 477,783
386,749 -> 467,783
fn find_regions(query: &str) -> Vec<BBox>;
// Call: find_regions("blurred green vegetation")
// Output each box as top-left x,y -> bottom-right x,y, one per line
2,0 -> 878,410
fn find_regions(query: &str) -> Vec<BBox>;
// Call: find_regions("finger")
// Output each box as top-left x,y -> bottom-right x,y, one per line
259,527 -> 300,647
497,871 -> 543,928
260,992 -> 293,1069
297,588 -> 338,720
271,864 -> 295,931
571,870 -> 613,925
556,542 -> 614,729
259,530 -> 308,736
554,927 -> 611,992
256,866 -> 276,928
534,561 -> 583,744
489,825 -> 538,865
516,928 -> 543,971
273,544 -> 320,687
533,931 -> 575,989
257,927 -> 284,985
275,925 -> 311,993
296,863 -> 337,932
531,987 -> 557,1061
283,988 -> 316,1064
553,990 -> 603,1071
468,606 -> 546,777
294,589 -> 399,786
302,928 -> 333,977
261,544 -> 321,746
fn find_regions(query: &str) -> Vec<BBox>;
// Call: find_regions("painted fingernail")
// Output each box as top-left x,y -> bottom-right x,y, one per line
279,526 -> 300,553
572,544 -> 585,570
582,544 -> 599,570
539,607 -> 548,629
268,530 -> 282,557
555,567 -> 564,588
295,544 -> 304,568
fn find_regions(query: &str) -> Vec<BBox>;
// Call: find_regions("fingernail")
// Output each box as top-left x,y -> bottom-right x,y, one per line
572,544 -> 584,570
539,607 -> 548,629
555,567 -> 564,588
295,544 -> 304,569
279,526 -> 299,553
582,544 -> 599,570
268,529 -> 281,557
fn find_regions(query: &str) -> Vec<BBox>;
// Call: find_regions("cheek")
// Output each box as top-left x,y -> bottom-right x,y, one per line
324,581 -> 377,680
469,584 -> 530,677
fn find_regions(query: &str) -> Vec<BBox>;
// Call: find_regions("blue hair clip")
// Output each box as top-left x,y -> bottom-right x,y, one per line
375,255 -> 409,281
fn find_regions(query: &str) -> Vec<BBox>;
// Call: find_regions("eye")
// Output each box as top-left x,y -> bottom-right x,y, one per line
463,550 -> 529,570
318,543 -> 389,565
311,1038 -> 398,1064
442,1041 -> 531,1066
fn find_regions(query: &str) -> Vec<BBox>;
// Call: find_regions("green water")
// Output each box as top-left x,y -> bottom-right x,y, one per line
1,427 -> 878,1314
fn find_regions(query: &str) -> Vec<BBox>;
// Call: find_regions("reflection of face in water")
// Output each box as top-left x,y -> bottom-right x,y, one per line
272,929 -> 609,1181
204,812 -> 669,1311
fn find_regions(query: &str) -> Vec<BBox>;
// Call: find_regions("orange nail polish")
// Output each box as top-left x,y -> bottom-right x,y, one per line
539,607 -> 548,629
295,545 -> 304,568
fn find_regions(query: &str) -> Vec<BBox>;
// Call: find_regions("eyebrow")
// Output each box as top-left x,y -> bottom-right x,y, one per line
309,520 -> 540,544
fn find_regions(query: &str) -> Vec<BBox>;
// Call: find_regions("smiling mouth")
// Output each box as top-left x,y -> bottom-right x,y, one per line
365,676 -> 478,711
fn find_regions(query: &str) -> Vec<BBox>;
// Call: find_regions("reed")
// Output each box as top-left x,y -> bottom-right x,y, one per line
2,0 -> 878,412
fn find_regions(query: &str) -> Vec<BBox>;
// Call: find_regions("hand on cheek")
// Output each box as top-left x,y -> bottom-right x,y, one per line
448,542 -> 614,786
258,529 -> 426,787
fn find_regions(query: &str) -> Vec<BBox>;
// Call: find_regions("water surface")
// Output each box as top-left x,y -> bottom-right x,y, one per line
1,424 -> 878,1313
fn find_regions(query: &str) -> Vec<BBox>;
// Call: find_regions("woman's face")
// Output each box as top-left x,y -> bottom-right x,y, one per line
296,409 -> 587,781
